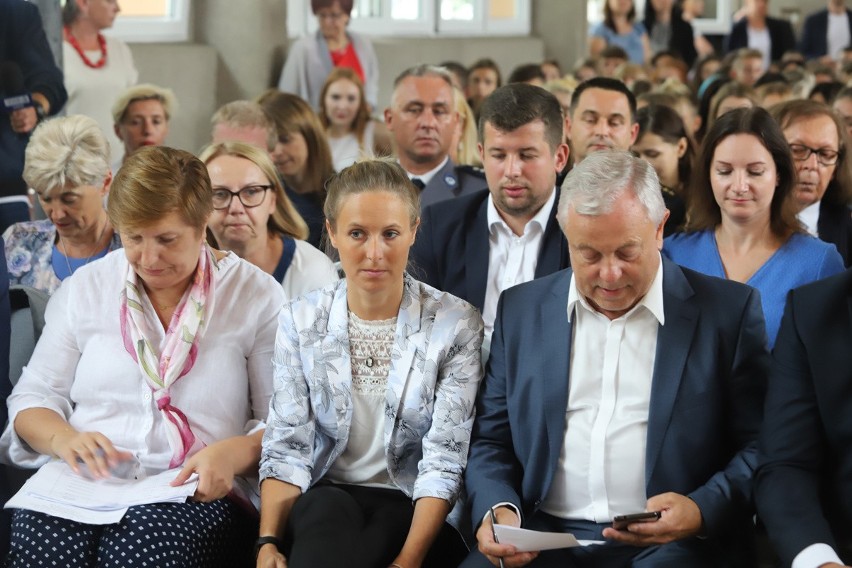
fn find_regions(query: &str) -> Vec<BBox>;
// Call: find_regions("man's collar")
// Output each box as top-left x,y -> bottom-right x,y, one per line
487,187 -> 557,237
567,254 -> 666,325
401,155 -> 449,187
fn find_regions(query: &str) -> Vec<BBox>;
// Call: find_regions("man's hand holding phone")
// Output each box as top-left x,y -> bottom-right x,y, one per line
603,492 -> 703,546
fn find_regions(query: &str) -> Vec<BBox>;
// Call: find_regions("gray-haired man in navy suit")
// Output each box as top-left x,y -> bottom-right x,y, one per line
462,151 -> 769,568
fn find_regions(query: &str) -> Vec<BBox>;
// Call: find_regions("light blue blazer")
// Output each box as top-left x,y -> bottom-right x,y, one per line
260,274 -> 484,526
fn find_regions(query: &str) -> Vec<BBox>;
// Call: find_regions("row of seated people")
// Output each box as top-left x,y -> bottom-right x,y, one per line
586,0 -> 850,73
1,71 -> 851,567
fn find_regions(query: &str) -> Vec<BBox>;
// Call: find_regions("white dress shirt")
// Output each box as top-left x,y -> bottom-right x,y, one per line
797,200 -> 821,237
793,543 -> 844,568
540,258 -> 665,522
828,12 -> 851,60
403,155 -> 449,187
481,189 -> 556,341
747,26 -> 772,73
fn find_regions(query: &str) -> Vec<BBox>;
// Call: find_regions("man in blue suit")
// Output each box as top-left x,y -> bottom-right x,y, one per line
462,151 -> 769,567
800,0 -> 852,61
755,269 -> 852,568
384,64 -> 486,210
409,83 -> 570,346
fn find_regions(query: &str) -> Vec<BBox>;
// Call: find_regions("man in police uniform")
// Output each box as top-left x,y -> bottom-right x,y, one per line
384,64 -> 486,209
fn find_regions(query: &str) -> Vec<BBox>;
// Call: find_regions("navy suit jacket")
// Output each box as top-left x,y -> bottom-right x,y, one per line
800,8 -> 852,60
818,198 -> 852,267
0,0 -> 67,199
725,17 -> 796,62
410,188 -> 569,312
756,269 -> 852,566
418,159 -> 487,210
465,259 -> 769,555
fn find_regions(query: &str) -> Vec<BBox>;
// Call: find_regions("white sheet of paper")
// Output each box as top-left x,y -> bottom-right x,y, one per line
5,492 -> 127,525
4,460 -> 199,524
493,524 -> 605,552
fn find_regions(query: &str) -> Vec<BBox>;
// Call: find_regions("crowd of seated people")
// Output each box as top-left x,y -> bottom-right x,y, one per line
3,0 -> 852,566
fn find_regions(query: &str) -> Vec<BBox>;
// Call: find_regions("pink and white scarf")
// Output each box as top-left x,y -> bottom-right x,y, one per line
119,243 -> 216,468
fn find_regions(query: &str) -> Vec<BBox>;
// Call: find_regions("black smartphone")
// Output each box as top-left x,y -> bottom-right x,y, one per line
612,511 -> 662,530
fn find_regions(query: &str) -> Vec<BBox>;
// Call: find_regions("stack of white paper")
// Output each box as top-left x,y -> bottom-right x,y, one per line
493,524 -> 606,551
5,461 -> 199,524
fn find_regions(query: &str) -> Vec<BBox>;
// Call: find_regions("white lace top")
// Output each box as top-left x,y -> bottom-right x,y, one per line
326,311 -> 397,488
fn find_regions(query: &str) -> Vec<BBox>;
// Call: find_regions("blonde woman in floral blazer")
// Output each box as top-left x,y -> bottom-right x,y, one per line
257,160 -> 484,568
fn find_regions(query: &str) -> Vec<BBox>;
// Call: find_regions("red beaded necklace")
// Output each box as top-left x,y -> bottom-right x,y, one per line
64,26 -> 108,69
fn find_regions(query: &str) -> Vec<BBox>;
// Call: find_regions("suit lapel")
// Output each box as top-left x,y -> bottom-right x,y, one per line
645,259 -> 698,484
539,273 -> 573,479
466,198 -> 491,311
535,188 -> 568,277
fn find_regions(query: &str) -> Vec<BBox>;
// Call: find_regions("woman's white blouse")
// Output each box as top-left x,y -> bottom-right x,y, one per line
1,250 -> 286,473
281,240 -> 339,300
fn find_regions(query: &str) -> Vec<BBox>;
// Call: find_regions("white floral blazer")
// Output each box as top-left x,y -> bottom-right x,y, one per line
3,220 -> 122,295
260,274 -> 484,524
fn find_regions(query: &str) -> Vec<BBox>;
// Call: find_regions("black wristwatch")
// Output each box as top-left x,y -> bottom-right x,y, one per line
33,100 -> 47,122
254,536 -> 282,559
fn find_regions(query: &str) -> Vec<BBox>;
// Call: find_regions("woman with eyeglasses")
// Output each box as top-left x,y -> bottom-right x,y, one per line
771,100 -> 852,267
277,0 -> 379,112
200,142 -> 338,300
664,107 -> 844,347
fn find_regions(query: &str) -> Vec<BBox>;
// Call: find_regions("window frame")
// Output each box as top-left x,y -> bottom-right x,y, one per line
690,0 -> 734,35
104,0 -> 192,43
287,0 -> 530,38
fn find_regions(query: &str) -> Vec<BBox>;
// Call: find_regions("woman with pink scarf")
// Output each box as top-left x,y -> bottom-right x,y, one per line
1,146 -> 285,567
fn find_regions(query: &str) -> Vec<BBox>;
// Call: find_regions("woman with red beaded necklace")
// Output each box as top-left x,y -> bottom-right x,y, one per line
62,0 -> 138,159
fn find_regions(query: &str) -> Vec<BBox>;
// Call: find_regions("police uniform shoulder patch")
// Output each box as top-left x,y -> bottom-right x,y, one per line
455,164 -> 486,179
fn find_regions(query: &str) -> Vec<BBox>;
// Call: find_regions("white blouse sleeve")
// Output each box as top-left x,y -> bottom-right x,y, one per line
281,240 -> 339,301
244,275 -> 287,434
1,280 -> 78,467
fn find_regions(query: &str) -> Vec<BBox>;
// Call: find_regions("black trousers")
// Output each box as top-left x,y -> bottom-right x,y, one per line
284,483 -> 467,568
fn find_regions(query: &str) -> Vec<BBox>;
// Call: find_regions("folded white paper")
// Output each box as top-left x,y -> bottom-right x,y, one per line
5,460 -> 198,525
493,524 -> 606,552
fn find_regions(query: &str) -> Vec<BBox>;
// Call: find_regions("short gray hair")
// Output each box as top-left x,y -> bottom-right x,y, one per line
557,150 -> 666,227
393,64 -> 454,88
210,100 -> 276,152
392,64 -> 455,102
23,115 -> 111,197
111,83 -> 177,124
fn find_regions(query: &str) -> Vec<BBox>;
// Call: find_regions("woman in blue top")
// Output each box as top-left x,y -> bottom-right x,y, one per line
3,115 -> 121,295
664,107 -> 844,347
589,0 -> 651,65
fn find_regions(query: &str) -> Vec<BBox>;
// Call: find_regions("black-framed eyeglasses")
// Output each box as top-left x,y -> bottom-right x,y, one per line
211,185 -> 272,210
789,144 -> 840,166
